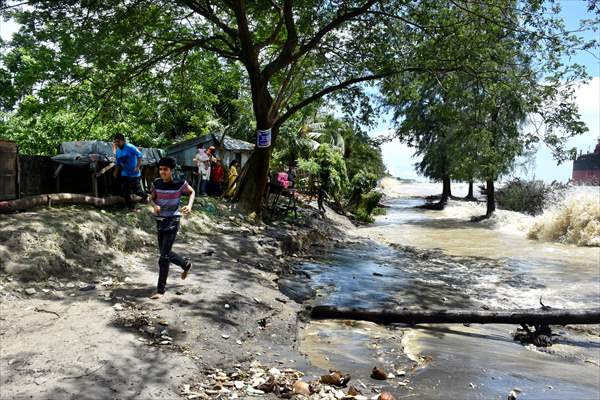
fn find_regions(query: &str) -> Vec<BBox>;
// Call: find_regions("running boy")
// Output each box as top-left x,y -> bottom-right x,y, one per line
149,157 -> 195,299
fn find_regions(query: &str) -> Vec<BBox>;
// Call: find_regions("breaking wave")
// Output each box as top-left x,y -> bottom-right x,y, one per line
527,186 -> 600,247
379,177 -> 599,247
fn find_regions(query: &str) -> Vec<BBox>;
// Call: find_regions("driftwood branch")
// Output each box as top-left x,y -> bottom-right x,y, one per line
310,306 -> 600,325
61,362 -> 107,380
0,193 -> 142,213
34,307 -> 61,318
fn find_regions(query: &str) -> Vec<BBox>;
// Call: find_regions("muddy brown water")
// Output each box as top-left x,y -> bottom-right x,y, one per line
297,181 -> 600,399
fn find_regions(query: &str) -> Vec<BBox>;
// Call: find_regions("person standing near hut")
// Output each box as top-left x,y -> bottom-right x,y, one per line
207,146 -> 217,158
210,158 -> 225,196
149,157 -> 195,299
113,133 -> 148,210
224,159 -> 239,198
193,144 -> 210,196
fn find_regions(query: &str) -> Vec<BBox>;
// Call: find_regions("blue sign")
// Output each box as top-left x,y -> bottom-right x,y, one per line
257,128 -> 272,148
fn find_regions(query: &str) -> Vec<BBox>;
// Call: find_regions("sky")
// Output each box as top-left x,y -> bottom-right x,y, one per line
1,2 -> 599,182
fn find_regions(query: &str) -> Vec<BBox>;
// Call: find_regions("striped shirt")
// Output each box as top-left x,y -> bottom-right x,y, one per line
151,178 -> 193,218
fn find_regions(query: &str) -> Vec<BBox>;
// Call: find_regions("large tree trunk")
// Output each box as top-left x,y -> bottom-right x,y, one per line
234,70 -> 276,214
440,175 -> 452,203
486,178 -> 495,216
235,145 -> 273,213
311,305 -> 600,325
466,181 -> 475,200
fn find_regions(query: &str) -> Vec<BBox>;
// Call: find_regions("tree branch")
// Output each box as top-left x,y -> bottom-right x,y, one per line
262,0 -> 297,79
269,59 -> 299,119
0,1 -> 31,11
254,0 -> 285,50
365,10 -> 429,32
275,64 -> 469,127
72,38 -> 210,129
290,0 -> 379,66
177,0 -> 238,39
275,70 -> 396,127
230,0 -> 258,69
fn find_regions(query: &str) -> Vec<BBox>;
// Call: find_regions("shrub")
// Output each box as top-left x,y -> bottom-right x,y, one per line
353,191 -> 383,222
296,144 -> 349,203
347,170 -> 378,207
496,179 -> 568,215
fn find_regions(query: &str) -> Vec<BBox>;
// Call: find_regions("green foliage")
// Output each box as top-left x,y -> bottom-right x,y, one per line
351,170 -> 378,194
346,169 -> 378,208
0,9 -> 251,155
296,158 -> 320,176
272,112 -> 385,181
353,191 -> 384,223
496,179 -> 568,215
297,143 -> 349,203
380,0 -> 589,192
345,139 -> 386,180
1,0 -> 594,214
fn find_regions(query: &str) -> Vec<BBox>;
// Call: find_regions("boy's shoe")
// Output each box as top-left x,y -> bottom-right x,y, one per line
181,259 -> 193,280
150,292 -> 163,300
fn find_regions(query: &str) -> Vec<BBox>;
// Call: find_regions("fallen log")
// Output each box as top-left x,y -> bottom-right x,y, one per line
0,193 -> 142,213
310,305 -> 600,325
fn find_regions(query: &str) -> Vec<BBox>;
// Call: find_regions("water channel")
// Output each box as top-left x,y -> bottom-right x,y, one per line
298,180 -> 600,399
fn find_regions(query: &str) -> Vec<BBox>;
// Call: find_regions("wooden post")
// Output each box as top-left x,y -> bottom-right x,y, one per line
95,162 -> 115,178
91,162 -> 98,197
53,164 -> 63,193
16,146 -> 21,199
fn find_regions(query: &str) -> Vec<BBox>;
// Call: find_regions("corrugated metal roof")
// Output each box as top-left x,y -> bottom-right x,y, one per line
52,141 -> 163,166
165,134 -> 213,154
166,133 -> 254,153
221,135 -> 255,151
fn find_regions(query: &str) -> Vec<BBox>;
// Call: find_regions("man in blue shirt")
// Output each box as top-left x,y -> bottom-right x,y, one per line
113,133 -> 148,210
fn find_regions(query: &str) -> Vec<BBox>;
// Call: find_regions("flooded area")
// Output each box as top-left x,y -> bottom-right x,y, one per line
298,179 -> 600,399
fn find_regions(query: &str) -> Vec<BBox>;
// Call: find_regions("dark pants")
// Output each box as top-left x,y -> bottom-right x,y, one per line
317,189 -> 326,214
196,176 -> 209,196
156,218 -> 189,294
120,176 -> 147,209
209,181 -> 223,196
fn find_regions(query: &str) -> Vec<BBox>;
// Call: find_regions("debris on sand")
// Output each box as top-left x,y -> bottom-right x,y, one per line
513,325 -> 557,347
185,362 -> 364,399
370,367 -> 387,380
320,370 -> 351,387
79,284 -> 96,291
293,380 -> 311,395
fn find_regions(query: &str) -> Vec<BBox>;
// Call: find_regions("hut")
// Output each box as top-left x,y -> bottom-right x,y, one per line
166,133 -> 254,172
51,141 -> 163,196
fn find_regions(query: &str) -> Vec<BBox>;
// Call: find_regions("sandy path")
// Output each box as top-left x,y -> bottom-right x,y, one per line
0,206 -> 337,400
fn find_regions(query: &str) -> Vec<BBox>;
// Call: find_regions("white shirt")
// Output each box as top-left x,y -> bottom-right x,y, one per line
194,149 -> 211,179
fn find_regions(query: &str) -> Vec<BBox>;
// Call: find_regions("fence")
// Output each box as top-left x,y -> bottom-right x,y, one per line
0,140 -> 18,201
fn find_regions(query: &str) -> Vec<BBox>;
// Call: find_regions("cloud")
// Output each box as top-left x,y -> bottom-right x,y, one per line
372,129 -> 422,179
573,77 -> 600,116
0,19 -> 19,41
